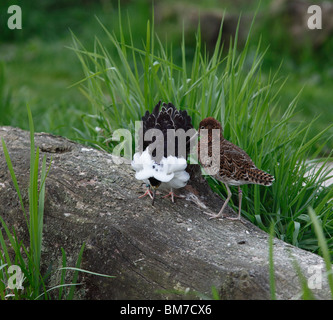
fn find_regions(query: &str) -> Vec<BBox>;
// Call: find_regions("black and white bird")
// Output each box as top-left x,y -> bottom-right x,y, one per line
131,101 -> 195,205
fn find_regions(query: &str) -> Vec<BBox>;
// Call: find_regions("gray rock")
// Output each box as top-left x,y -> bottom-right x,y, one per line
0,126 -> 331,299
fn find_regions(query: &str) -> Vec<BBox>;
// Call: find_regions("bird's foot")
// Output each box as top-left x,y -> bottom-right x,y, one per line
162,191 -> 185,203
203,211 -> 226,220
204,212 -> 241,221
204,211 -> 241,221
139,188 -> 159,200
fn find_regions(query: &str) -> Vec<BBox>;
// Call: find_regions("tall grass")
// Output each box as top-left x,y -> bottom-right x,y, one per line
0,62 -> 12,126
308,207 -> 333,297
0,107 -> 113,299
0,105 -> 49,299
269,208 -> 333,300
268,222 -> 276,300
70,11 -> 333,257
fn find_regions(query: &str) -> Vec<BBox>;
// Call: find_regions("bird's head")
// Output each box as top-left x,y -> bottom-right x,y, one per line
199,117 -> 223,135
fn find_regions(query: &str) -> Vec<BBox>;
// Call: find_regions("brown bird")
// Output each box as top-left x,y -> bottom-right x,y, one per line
198,117 -> 274,220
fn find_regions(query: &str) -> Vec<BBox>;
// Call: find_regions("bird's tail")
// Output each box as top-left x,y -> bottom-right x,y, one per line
248,168 -> 275,186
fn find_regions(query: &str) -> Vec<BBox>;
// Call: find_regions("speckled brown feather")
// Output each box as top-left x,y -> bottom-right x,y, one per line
198,117 -> 274,186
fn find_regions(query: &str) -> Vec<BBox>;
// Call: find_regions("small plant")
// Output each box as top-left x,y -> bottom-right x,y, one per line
0,105 -> 50,299
0,106 -> 113,299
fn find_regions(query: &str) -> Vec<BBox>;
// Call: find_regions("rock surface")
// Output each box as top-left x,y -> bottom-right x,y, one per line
0,126 -> 331,299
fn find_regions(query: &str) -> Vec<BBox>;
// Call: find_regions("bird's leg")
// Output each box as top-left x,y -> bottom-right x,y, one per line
138,184 -> 154,200
238,186 -> 243,219
152,188 -> 157,206
162,188 -> 185,203
204,184 -> 232,219
225,186 -> 242,221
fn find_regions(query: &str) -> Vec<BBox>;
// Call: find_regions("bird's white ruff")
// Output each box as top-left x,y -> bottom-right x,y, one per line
131,149 -> 190,189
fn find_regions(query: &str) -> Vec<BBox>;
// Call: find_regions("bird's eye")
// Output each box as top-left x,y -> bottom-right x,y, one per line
200,126 -> 205,129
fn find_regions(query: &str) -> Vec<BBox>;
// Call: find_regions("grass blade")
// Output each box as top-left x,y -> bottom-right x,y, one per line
269,222 -> 276,300
58,267 -> 115,279
67,243 -> 85,300
58,247 -> 67,300
1,138 -> 28,228
308,207 -> 333,298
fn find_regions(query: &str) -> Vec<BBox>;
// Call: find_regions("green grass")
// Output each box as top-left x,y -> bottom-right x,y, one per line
0,1 -> 151,138
276,75 -> 333,157
0,1 -> 332,151
269,207 -> 333,300
0,106 -> 113,299
268,222 -> 276,300
308,207 -> 333,298
70,10 -> 333,259
0,106 -> 49,299
0,0 -> 333,299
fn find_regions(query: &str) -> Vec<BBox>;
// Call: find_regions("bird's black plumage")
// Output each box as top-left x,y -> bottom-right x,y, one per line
139,101 -> 194,161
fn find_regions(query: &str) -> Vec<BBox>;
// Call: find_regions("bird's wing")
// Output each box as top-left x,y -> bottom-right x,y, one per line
220,141 -> 257,181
